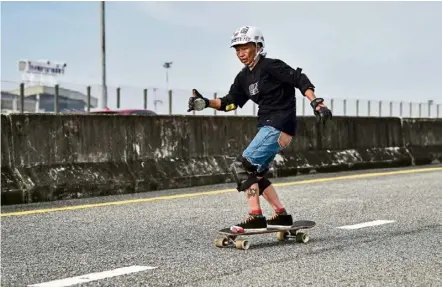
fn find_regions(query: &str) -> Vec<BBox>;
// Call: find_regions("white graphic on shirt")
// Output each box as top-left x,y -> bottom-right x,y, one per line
248,82 -> 259,96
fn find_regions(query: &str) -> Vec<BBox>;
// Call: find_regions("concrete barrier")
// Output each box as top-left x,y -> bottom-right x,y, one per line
1,114 -> 253,204
1,115 -> 23,204
272,116 -> 411,177
1,114 -> 440,205
402,118 -> 442,165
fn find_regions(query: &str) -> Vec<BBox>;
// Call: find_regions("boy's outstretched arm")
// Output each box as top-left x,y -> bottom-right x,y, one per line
187,89 -> 238,112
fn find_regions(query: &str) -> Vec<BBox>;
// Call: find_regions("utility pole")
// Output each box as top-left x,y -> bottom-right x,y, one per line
100,1 -> 107,109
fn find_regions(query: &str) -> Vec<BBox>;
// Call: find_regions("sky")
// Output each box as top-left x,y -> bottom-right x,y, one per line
1,1 -> 442,116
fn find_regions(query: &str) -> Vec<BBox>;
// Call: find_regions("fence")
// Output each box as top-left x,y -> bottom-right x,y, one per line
1,80 -> 441,118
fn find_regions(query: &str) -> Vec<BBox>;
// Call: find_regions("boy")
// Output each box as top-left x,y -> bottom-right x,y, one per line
187,26 -> 332,233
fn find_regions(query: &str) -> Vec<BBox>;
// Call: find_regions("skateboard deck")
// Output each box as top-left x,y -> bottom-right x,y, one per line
215,220 -> 316,250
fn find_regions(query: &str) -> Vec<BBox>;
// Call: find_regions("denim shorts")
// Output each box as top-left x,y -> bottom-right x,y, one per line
242,125 -> 289,174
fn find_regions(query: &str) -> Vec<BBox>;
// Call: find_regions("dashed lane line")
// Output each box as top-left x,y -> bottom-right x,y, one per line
337,220 -> 396,230
27,265 -> 157,287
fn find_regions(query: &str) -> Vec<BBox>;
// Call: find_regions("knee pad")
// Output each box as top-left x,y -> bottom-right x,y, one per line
230,155 -> 260,192
258,178 -> 272,196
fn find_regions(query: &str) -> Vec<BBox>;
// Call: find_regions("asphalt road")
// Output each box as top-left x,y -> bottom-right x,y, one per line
1,165 -> 441,287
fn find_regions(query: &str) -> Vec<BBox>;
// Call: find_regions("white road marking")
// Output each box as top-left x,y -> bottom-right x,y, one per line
337,220 -> 395,230
28,265 -> 157,287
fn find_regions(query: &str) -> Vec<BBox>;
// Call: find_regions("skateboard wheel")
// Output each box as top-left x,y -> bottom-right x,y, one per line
296,232 -> 309,243
235,240 -> 250,250
214,238 -> 229,247
276,231 -> 289,241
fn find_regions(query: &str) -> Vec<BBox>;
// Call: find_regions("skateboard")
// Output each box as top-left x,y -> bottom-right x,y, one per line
214,220 -> 316,250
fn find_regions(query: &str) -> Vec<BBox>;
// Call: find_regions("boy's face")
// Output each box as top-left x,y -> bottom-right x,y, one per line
234,42 -> 257,66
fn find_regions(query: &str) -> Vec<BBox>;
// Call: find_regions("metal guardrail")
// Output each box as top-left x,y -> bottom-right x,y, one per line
1,80 -> 440,118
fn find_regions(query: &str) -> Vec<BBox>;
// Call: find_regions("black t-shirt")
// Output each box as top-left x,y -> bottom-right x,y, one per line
227,56 -> 312,136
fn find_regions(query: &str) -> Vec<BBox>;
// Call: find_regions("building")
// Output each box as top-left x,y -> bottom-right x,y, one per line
1,91 -> 38,114
1,84 -> 98,113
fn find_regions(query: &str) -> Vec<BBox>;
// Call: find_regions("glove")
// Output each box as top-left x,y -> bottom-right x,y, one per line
187,89 -> 210,112
310,98 -> 332,125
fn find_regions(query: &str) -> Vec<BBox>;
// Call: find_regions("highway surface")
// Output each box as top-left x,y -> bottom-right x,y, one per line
1,165 -> 441,287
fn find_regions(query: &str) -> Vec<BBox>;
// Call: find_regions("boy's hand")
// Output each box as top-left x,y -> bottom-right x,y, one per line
187,89 -> 209,112
310,98 -> 332,124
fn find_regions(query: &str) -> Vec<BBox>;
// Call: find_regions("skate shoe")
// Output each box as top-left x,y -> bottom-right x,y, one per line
230,213 -> 267,233
266,213 -> 293,229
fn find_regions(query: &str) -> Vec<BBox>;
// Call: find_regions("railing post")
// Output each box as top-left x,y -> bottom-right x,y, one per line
214,92 -> 218,116
54,84 -> 59,113
343,99 -> 347,116
379,101 -> 382,117
168,89 -> 172,115
116,87 -> 121,108
143,88 -> 148,109
389,101 -> 393,117
302,97 -> 305,116
368,100 -> 371,117
87,86 -> 91,112
20,82 -> 24,113
400,102 -> 403,117
356,99 -> 359,117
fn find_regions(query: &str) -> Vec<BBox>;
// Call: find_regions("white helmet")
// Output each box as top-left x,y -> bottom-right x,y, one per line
230,26 -> 265,49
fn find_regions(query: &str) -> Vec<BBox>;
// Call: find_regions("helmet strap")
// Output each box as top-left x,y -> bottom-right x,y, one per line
247,43 -> 262,70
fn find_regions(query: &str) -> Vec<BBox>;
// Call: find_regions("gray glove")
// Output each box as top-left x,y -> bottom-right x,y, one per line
310,98 -> 332,125
187,89 -> 209,112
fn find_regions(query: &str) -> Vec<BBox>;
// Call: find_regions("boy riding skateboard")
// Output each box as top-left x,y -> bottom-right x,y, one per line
187,26 -> 332,233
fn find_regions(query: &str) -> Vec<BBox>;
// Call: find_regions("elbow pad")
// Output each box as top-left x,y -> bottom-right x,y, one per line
219,96 -> 237,111
295,68 -> 315,94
